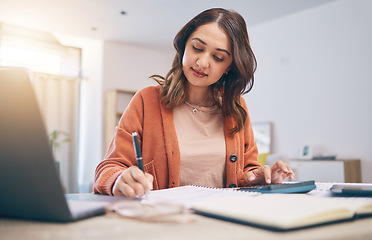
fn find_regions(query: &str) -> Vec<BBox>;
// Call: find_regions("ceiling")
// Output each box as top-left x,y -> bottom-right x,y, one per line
0,0 -> 337,50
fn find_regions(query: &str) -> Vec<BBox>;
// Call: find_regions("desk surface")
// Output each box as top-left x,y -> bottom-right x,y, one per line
2,211 -> 372,240
2,183 -> 372,240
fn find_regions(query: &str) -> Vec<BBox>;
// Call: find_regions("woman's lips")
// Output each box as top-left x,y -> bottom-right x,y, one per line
192,68 -> 207,78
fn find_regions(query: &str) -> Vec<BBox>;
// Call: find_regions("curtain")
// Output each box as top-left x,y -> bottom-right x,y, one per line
31,72 -> 80,193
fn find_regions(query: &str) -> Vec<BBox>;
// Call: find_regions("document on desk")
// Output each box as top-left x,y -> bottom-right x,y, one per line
192,193 -> 372,231
142,181 -> 315,208
141,185 -> 258,209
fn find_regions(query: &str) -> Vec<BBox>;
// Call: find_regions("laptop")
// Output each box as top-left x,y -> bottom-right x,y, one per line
0,68 -> 126,222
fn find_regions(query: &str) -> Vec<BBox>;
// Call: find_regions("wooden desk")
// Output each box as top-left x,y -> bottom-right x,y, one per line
1,211 -> 372,240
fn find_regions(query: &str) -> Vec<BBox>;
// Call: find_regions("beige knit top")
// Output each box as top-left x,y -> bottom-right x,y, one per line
173,102 -> 226,188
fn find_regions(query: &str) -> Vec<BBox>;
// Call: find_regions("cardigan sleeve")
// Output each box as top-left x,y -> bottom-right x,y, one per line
93,90 -> 145,195
238,97 -> 261,187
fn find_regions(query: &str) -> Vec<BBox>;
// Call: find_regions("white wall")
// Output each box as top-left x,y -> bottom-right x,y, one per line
245,0 -> 372,182
102,42 -> 174,92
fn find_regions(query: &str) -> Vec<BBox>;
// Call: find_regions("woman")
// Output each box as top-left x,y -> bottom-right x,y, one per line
94,8 -> 294,197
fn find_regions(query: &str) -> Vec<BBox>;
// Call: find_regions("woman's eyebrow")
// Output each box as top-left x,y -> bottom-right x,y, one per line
192,37 -> 231,56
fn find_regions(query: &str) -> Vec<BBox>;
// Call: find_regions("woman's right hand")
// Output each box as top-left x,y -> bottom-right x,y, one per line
112,166 -> 153,197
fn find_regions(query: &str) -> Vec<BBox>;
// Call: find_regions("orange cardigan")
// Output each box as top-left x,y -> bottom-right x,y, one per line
94,85 -> 260,195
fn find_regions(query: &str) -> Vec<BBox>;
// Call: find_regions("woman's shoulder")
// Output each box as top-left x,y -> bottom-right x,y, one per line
134,85 -> 161,100
239,95 -> 248,109
136,85 -> 161,97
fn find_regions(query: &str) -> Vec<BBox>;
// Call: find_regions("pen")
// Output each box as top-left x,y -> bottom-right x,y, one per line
132,131 -> 144,172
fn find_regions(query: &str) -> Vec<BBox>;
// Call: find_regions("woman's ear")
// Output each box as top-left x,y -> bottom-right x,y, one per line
226,63 -> 234,73
224,66 -> 232,75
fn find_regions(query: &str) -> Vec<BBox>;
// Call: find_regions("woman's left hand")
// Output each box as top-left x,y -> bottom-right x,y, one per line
245,160 -> 295,185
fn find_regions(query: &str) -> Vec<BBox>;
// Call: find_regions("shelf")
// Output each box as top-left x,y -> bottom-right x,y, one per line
289,159 -> 361,183
104,89 -> 136,151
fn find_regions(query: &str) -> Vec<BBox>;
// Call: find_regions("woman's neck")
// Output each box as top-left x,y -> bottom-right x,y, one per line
187,86 -> 212,107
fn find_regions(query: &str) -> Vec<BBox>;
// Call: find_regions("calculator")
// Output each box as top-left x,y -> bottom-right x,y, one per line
237,180 -> 316,193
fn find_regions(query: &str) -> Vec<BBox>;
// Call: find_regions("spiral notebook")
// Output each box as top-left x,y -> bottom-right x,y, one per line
142,185 -> 258,209
142,181 -> 315,208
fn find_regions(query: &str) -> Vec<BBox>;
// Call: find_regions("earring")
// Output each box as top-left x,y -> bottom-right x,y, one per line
224,71 -> 229,75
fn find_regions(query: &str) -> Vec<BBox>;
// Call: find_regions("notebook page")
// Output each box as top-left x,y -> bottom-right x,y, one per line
141,185 -> 258,208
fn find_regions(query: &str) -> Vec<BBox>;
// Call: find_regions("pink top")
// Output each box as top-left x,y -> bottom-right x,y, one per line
173,102 -> 226,188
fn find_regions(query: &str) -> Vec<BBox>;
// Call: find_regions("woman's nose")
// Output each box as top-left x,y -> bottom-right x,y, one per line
196,54 -> 210,69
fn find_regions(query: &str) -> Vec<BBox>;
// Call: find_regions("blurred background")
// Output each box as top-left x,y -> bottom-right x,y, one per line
0,0 -> 370,193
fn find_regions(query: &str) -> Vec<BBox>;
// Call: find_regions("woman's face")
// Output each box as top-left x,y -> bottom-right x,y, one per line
182,22 -> 233,90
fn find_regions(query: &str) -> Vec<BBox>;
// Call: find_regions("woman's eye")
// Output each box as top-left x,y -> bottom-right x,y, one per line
214,56 -> 223,62
192,46 -> 203,52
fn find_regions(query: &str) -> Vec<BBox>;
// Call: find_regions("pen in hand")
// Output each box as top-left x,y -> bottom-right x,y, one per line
132,131 -> 144,172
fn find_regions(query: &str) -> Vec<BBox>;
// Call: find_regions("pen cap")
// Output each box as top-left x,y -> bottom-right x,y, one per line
132,131 -> 142,158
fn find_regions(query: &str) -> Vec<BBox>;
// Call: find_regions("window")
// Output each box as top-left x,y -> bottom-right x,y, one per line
0,22 -> 81,193
0,22 -> 81,76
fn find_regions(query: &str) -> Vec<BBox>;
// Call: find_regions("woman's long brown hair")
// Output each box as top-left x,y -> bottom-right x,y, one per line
151,8 -> 257,134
